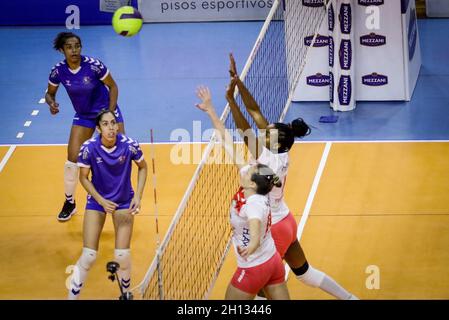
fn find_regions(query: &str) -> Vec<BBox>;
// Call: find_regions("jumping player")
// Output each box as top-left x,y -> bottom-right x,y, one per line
226,54 -> 358,300
196,86 -> 290,300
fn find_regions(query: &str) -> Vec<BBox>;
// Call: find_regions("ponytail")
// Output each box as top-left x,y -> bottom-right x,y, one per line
290,118 -> 311,138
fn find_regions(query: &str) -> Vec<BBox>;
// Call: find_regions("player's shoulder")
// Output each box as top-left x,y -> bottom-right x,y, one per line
50,59 -> 66,71
118,134 -> 141,155
246,194 -> 268,207
118,134 -> 139,145
82,55 -> 107,71
49,60 -> 67,78
80,136 -> 99,150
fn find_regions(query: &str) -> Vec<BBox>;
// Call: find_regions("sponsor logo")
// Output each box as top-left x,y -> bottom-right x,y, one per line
83,76 -> 92,85
339,39 -> 352,70
118,155 -> 126,165
242,228 -> 250,246
408,8 -> 417,60
338,75 -> 352,106
82,147 -> 89,160
328,3 -> 335,31
360,33 -> 386,47
304,34 -> 329,47
358,0 -> 384,6
306,73 -> 331,87
340,3 -> 352,34
302,0 -> 324,7
362,73 -> 388,86
329,72 -> 334,103
91,65 -> 101,73
329,37 -> 334,67
50,68 -> 58,79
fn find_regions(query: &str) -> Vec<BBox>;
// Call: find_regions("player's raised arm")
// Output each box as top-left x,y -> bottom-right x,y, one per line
229,53 -> 269,129
195,86 -> 245,169
225,77 -> 262,159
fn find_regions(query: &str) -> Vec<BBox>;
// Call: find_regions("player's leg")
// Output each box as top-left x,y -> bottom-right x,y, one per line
58,122 -> 94,221
68,209 -> 106,299
262,251 -> 289,300
276,213 -> 357,299
283,239 -> 307,269
225,283 -> 256,300
286,240 -> 357,300
264,282 -> 290,300
254,212 -> 298,299
112,209 -> 134,292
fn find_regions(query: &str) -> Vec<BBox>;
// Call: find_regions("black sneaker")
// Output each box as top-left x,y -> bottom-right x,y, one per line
57,200 -> 76,222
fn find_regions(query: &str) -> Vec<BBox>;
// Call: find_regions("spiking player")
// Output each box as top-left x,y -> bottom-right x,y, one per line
46,32 -> 126,222
67,109 -> 147,300
196,86 -> 290,300
226,54 -> 358,300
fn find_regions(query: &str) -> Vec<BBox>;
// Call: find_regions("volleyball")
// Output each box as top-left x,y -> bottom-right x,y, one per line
112,6 -> 143,37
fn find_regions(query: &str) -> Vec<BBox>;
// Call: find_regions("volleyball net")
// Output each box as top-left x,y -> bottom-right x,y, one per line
134,0 -> 329,299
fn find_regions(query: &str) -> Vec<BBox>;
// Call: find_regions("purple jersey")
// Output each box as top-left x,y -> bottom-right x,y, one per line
48,56 -> 113,118
77,134 -> 144,204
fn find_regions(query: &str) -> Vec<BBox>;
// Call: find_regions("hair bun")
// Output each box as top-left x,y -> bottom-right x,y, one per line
291,118 -> 311,138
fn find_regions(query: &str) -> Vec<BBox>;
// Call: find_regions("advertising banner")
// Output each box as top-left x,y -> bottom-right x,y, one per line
293,0 -> 419,104
355,0 -> 405,101
402,0 -> 421,100
330,0 -> 356,111
139,0 -> 274,22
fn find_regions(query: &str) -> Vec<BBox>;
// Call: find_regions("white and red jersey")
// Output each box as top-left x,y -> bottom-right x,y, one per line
230,187 -> 276,268
257,146 -> 290,225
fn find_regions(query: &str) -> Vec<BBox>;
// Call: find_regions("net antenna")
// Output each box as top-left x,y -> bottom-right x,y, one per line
133,0 -> 329,299
150,129 -> 164,300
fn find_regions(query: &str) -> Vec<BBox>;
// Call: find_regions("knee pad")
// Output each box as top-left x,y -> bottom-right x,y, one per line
78,247 -> 97,271
296,264 -> 325,288
114,249 -> 131,270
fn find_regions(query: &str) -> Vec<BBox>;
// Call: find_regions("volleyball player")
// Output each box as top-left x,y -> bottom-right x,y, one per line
46,32 -> 125,221
196,86 -> 290,300
226,54 -> 358,300
67,109 -> 147,300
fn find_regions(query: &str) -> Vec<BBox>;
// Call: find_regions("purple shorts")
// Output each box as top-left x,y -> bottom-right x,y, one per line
72,106 -> 124,129
85,194 -> 132,214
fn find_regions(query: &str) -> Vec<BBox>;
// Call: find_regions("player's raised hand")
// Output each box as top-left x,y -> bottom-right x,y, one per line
195,86 -> 214,113
229,53 -> 239,78
225,76 -> 238,102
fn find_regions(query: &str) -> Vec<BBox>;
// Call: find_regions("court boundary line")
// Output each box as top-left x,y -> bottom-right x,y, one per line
0,145 -> 17,173
1,139 -> 448,148
284,141 -> 332,278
